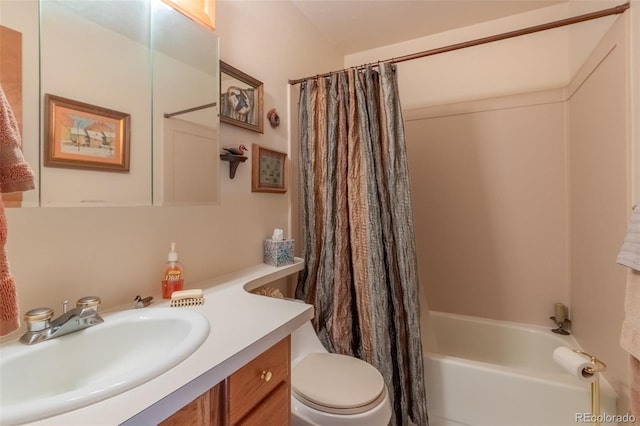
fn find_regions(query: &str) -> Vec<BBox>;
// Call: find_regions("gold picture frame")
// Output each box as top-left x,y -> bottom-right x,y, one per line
220,61 -> 263,133
44,94 -> 130,172
251,144 -> 287,193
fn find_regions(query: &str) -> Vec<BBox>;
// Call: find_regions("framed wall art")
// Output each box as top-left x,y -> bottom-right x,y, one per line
220,61 -> 263,133
251,144 -> 287,193
44,94 -> 130,172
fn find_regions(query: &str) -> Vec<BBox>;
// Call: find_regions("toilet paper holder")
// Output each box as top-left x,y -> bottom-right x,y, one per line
572,350 -> 607,426
572,350 -> 607,377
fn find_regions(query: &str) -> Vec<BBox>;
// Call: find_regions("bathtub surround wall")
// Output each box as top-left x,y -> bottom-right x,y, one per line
0,0 -> 343,342
568,16 -> 630,410
403,91 -> 568,326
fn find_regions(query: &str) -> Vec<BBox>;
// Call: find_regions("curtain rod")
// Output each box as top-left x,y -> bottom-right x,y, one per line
288,2 -> 630,85
164,102 -> 217,118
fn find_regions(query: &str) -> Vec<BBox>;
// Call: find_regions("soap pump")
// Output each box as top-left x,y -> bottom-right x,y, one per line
162,242 -> 184,299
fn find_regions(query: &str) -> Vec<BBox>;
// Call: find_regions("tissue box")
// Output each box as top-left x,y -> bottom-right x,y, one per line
263,239 -> 294,266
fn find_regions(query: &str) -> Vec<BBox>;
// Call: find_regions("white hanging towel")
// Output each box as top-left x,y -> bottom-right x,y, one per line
617,206 -> 640,271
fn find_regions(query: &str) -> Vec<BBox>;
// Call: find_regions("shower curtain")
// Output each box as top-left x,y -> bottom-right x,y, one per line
295,63 -> 428,426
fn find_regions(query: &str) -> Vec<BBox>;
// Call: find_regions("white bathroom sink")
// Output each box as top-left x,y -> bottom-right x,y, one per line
0,307 -> 210,425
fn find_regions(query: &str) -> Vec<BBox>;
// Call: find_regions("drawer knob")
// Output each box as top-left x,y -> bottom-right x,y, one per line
261,370 -> 273,382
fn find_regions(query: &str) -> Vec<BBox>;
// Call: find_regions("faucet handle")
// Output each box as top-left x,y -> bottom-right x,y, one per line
24,307 -> 54,332
76,296 -> 101,311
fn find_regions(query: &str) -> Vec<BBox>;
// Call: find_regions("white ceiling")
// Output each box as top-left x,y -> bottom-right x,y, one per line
291,0 -> 568,54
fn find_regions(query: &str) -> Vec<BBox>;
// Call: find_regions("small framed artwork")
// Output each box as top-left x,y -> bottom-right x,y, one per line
251,144 -> 287,193
44,94 -> 130,172
220,61 -> 264,133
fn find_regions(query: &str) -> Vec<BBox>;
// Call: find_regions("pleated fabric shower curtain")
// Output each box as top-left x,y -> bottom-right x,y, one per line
295,63 -> 428,426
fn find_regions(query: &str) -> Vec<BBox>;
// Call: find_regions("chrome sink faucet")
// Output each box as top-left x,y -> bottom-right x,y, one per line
20,296 -> 104,345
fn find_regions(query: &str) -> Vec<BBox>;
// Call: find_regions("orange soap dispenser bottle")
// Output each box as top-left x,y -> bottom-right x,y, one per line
162,242 -> 184,299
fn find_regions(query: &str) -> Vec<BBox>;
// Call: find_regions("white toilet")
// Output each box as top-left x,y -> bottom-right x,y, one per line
290,320 -> 392,426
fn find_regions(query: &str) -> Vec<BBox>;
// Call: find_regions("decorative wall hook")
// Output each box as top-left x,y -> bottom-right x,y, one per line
267,109 -> 280,127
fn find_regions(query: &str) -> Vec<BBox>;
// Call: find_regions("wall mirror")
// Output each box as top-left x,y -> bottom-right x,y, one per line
37,0 -> 219,207
152,1 -> 220,206
220,61 -> 263,133
39,0 -> 152,207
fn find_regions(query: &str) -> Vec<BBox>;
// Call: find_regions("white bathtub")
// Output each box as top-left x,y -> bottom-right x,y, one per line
424,311 -> 617,426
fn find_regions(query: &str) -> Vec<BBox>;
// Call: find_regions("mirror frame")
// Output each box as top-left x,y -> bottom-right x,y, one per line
220,61 -> 263,133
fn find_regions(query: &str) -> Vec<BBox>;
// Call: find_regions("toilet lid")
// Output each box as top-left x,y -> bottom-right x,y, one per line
292,353 -> 386,415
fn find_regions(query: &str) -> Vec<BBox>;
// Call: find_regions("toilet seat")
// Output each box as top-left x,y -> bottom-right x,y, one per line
292,353 -> 386,415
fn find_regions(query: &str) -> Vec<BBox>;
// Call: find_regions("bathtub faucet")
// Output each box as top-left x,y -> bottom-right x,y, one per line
550,302 -> 571,335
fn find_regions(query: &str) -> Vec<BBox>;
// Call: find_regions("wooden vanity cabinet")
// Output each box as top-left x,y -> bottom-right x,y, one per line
161,336 -> 291,426
226,336 -> 290,425
159,384 -> 224,426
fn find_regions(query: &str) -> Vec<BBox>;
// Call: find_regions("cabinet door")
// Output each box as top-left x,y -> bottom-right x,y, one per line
160,382 -> 224,426
234,381 -> 289,426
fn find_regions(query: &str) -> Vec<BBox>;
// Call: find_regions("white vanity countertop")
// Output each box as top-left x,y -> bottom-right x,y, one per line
31,258 -> 311,426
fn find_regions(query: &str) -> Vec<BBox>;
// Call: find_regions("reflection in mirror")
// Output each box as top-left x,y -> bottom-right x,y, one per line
152,1 -> 219,206
0,23 -> 38,208
161,0 -> 215,31
38,0 -> 219,207
39,0 -> 152,207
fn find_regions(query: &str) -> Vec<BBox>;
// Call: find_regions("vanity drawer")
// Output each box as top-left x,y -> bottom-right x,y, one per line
227,336 -> 290,424
233,381 -> 289,426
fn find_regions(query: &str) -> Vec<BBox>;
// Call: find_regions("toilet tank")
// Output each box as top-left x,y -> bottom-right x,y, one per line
291,321 -> 328,366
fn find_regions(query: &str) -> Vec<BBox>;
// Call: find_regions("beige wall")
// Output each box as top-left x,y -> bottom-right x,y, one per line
0,0 -> 343,342
405,92 -> 569,326
568,16 -> 630,411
